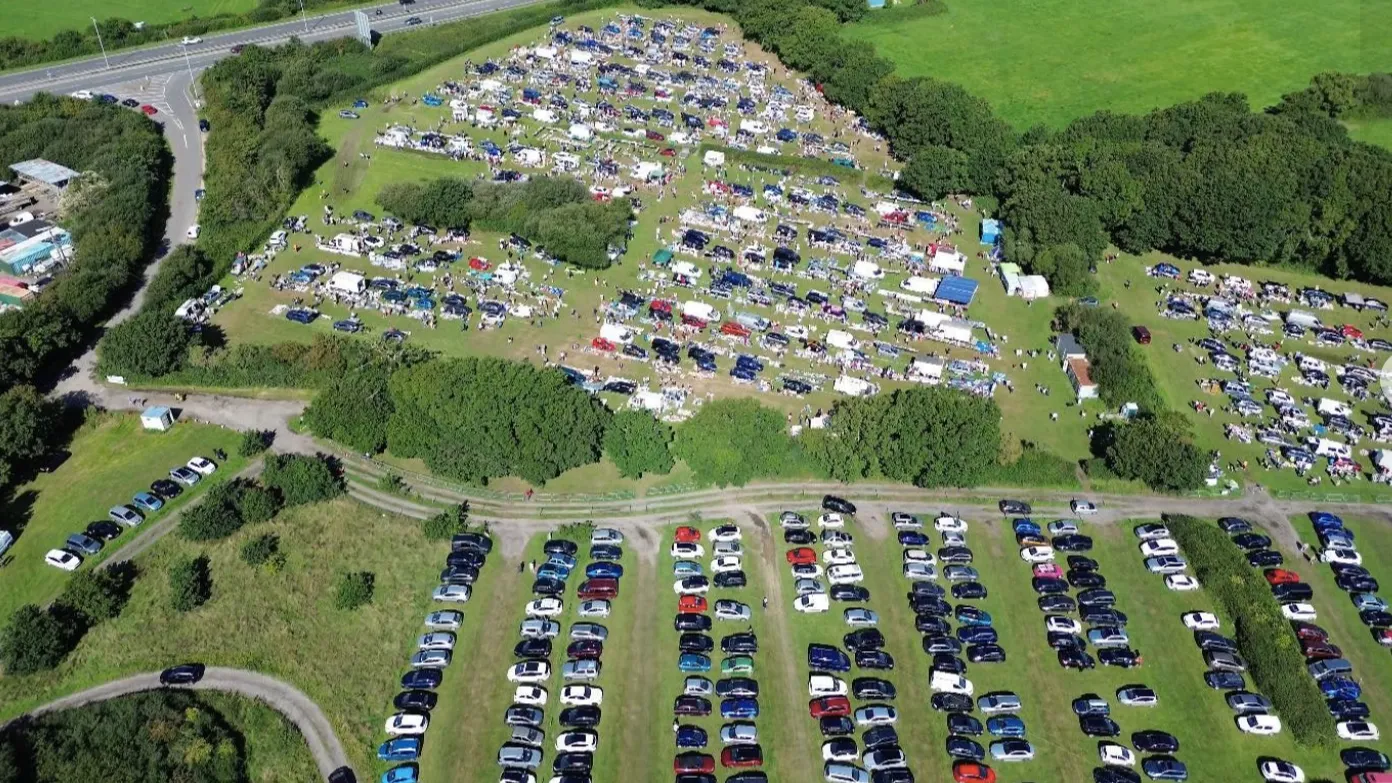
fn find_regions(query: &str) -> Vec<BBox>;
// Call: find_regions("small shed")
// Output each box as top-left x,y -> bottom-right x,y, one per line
934,277 -> 978,307
980,219 -> 1002,245
1017,275 -> 1050,300
141,406 -> 174,432
10,159 -> 80,194
1066,358 -> 1098,400
1055,333 -> 1086,364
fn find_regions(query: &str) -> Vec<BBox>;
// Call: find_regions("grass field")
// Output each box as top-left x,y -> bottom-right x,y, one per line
846,0 -> 1392,128
0,413 -> 247,620
12,0 -> 257,40
1346,116 -> 1392,150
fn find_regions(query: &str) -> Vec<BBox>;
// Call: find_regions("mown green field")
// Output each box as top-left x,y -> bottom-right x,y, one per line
846,0 -> 1392,128
12,0 -> 257,40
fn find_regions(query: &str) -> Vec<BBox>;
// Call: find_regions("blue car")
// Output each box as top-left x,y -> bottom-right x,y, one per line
676,724 -> 708,748
1309,511 -> 1343,530
955,607 -> 993,627
547,553 -> 577,570
679,653 -> 711,672
1012,519 -> 1041,537
721,698 -> 759,719
986,715 -> 1026,738
587,562 -> 624,579
808,644 -> 852,672
381,764 -> 419,783
1320,677 -> 1361,700
957,626 -> 998,645
378,737 -> 422,762
132,491 -> 164,512
536,564 -> 570,581
674,560 -> 704,577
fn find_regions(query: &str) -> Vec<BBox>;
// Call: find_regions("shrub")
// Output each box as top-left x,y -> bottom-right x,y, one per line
261,454 -> 343,507
1101,417 -> 1208,492
178,483 -> 248,541
1165,515 -> 1335,747
169,555 -> 213,612
54,565 -> 136,625
674,398 -> 802,488
603,410 -> 675,479
238,429 -> 273,457
378,472 -> 408,495
233,483 -> 282,524
422,505 -> 469,541
334,572 -> 375,610
239,534 -> 280,567
0,605 -> 78,675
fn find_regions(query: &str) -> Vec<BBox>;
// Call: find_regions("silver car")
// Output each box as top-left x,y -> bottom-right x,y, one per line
562,659 -> 600,681
684,676 -> 713,696
863,748 -> 907,771
509,726 -> 545,747
570,622 -> 608,641
497,744 -> 542,769
519,619 -> 560,639
824,762 -> 871,783
720,722 -> 758,745
425,610 -> 463,629
1227,692 -> 1273,714
169,467 -> 201,487
65,534 -> 102,555
108,505 -> 143,526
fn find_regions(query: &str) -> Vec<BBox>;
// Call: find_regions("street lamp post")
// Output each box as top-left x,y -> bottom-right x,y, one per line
182,45 -> 198,98
91,17 -> 110,69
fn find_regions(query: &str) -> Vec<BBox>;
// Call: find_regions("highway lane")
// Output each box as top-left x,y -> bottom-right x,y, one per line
0,0 -> 550,104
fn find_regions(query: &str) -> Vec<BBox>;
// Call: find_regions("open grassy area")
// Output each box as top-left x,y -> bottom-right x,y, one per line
12,0 -> 257,40
0,412 -> 247,620
1346,116 -> 1392,150
0,497 -> 446,773
845,0 -> 1392,129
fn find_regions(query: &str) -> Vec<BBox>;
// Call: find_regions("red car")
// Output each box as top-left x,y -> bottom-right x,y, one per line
468,256 -> 491,270
1301,640 -> 1342,660
953,761 -> 996,783
809,696 -> 850,718
720,321 -> 752,338
140,104 -> 158,115
1342,324 -> 1364,339
646,129 -> 665,141
721,745 -> 763,768
681,314 -> 708,329
660,147 -> 677,157
674,753 -> 715,774
678,595 -> 708,613
1292,622 -> 1328,642
591,337 -> 616,352
786,547 -> 817,566
675,526 -> 701,543
577,578 -> 618,600
1264,569 -> 1301,585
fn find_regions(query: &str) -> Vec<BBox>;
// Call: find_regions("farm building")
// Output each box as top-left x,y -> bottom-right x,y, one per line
0,278 -> 33,309
999,263 -> 1049,299
0,218 -> 71,275
9,159 -> 79,195
1055,333 -> 1086,364
1066,357 -> 1098,400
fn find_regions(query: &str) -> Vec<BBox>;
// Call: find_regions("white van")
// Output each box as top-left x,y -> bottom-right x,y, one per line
930,671 -> 974,696
834,375 -> 878,397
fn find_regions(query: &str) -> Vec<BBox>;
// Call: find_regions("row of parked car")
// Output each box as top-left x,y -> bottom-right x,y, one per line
376,530 -> 494,783
668,521 -> 766,783
498,528 -> 628,783
39,455 -> 219,573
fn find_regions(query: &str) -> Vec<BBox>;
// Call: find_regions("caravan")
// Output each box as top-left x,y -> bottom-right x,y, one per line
834,375 -> 879,397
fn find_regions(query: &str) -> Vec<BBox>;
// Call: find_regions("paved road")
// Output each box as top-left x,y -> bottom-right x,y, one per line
18,667 -> 352,780
0,0 -> 548,105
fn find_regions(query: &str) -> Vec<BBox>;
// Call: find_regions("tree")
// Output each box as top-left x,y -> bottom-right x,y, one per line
233,483 -> 281,524
334,571 -> 375,610
1102,417 -> 1209,491
302,365 -> 393,453
422,505 -> 469,541
169,555 -> 213,612
261,454 -> 343,506
178,482 -> 248,541
238,429 -> 273,457
54,566 -> 134,625
98,310 -> 192,377
901,146 -> 973,200
0,385 -> 59,483
0,605 -> 76,674
673,399 -> 799,487
604,411 -> 675,479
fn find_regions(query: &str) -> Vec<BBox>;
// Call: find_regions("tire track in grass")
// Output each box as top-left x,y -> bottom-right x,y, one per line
611,545 -> 661,783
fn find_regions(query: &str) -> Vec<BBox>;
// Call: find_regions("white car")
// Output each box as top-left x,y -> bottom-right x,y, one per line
180,36 -> 202,45
902,549 -> 935,566
823,739 -> 860,762
44,549 -> 81,571
1045,615 -> 1081,634
1070,499 -> 1099,515
432,584 -> 471,603
384,713 -> 428,736
929,672 -> 973,695
418,632 -> 455,651
711,556 -> 743,574
1280,602 -> 1317,621
591,527 -> 623,545
793,563 -> 826,579
818,513 -> 845,529
934,515 -> 967,533
1165,574 -> 1200,591
809,674 -> 848,697
1139,538 -> 1180,557
844,608 -> 879,626
828,564 -> 864,585
1019,546 -> 1054,563
674,578 -> 710,595
854,705 -> 897,726
902,562 -> 936,580
514,685 -> 547,705
713,540 -> 743,557
577,600 -> 611,618
187,457 -> 217,476
684,676 -> 713,696
1181,611 -> 1220,631
1321,547 -> 1362,566
555,730 -> 598,753
795,592 -> 830,613
709,524 -> 742,542
1048,520 -> 1079,535
1098,743 -> 1135,767
671,542 -> 705,558
559,685 -> 602,706
891,512 -> 921,530
412,651 -> 448,668
424,610 -> 463,630
721,723 -> 758,745
1134,523 -> 1170,540
519,619 -> 560,638
1237,714 -> 1282,735
1259,760 -> 1305,783
507,661 -> 551,683
823,548 -> 856,566
526,598 -> 564,617
70,89 -> 94,100
1336,720 -> 1379,741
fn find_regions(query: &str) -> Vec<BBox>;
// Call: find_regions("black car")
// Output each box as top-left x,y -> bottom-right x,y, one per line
820,716 -> 855,736
1072,694 -> 1109,716
532,577 -> 565,596
716,678 -> 759,698
1340,748 -> 1391,771
948,712 -> 984,736
1059,649 -> 1096,670
845,629 -> 886,651
722,633 -> 758,653
452,532 -> 493,554
946,735 -> 985,761
1131,730 -> 1179,753
856,650 -> 894,670
151,479 -> 183,498
1039,595 -> 1077,613
957,627 -> 998,645
1067,555 -> 1100,571
823,495 -> 857,515
1359,610 -> 1392,628
1032,577 -> 1069,595
952,582 -> 988,600
440,565 -> 479,585
1232,533 -> 1271,551
394,690 -> 437,711
1047,632 -> 1084,650
679,633 -> 714,653
1329,699 -> 1371,720
1053,535 -> 1094,552
863,725 -> 900,750
931,654 -> 967,675
911,595 -> 952,616
1068,570 -> 1106,589
730,773 -> 769,783
544,539 -> 579,556
1094,768 -> 1141,783
567,640 -> 602,659
938,547 -> 973,564
831,585 -> 870,602
1339,575 -> 1380,593
675,613 -> 713,631
85,521 -> 124,541
1203,670 -> 1245,690
1194,631 -> 1238,653
999,500 -> 1032,515
560,706 -> 601,727
853,678 -> 897,700
908,581 -> 947,598
1247,549 -> 1284,567
1080,607 -> 1128,626
159,663 -> 205,685
871,769 -> 913,783
932,693 -> 973,712
923,636 -> 963,655
1218,517 -> 1252,534
714,571 -> 747,588
515,639 -> 552,658
1272,583 -> 1314,602
446,550 -> 486,568
1331,563 -> 1371,579
898,531 -> 931,547
1097,648 -> 1141,668
553,752 -> 593,773
1080,715 -> 1121,737
1077,589 -> 1116,607
590,544 -> 623,562
966,645 -> 1006,664
400,668 -> 443,690
785,529 -> 815,545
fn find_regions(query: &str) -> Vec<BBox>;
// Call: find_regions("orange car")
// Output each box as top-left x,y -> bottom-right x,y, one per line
678,595 -> 708,613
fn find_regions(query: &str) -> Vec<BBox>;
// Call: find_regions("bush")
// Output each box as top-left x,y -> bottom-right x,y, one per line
422,505 -> 469,541
169,555 -> 213,612
334,571 -> 375,610
96,311 -> 193,379
604,411 -> 675,479
673,398 -> 801,487
261,454 -> 343,507
238,429 -> 273,457
233,483 -> 282,524
178,482 -> 248,541
239,534 -> 281,567
1100,416 -> 1209,492
0,605 -> 78,675
1165,515 -> 1334,747
54,565 -> 136,625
